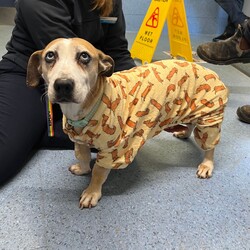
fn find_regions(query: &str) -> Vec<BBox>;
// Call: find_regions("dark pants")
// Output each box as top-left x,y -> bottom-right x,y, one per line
0,59 -> 73,185
244,19 -> 250,42
215,0 -> 248,25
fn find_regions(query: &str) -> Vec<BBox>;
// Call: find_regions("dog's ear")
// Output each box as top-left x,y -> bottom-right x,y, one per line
98,50 -> 114,77
26,50 -> 43,87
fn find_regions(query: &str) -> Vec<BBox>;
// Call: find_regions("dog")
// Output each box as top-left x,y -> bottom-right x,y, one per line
26,38 -> 228,208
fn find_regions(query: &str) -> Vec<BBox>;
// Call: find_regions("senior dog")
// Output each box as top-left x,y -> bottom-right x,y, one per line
27,38 -> 228,208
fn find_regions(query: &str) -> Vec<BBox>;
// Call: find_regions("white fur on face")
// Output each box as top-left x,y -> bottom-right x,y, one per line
41,39 -> 99,104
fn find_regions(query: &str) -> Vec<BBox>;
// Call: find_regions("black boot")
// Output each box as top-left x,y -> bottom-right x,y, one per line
212,23 -> 235,42
197,25 -> 250,64
237,105 -> 250,124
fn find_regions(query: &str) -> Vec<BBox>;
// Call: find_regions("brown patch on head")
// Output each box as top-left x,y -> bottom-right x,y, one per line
69,38 -> 114,76
26,50 -> 43,87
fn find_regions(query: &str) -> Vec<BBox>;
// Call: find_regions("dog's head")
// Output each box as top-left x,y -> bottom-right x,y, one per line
27,38 -> 114,104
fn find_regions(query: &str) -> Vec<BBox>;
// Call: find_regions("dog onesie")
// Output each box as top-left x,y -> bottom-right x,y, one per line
63,59 -> 228,169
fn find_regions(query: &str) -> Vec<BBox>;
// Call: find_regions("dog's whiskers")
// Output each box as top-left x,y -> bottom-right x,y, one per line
40,90 -> 48,102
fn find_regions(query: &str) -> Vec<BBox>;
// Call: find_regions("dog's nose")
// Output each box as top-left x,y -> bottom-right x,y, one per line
54,79 -> 74,96
54,79 -> 74,93
54,79 -> 74,102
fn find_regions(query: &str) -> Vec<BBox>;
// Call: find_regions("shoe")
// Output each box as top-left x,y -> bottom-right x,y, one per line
237,105 -> 250,124
212,31 -> 235,42
212,24 -> 235,42
197,25 -> 250,65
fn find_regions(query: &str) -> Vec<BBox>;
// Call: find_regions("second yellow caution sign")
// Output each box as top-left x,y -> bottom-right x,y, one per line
130,0 -> 193,64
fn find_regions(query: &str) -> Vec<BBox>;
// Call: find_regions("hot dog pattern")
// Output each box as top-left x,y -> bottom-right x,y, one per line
64,59 -> 228,169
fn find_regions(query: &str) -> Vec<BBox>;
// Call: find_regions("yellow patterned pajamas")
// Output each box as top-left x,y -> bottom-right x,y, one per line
63,60 -> 229,170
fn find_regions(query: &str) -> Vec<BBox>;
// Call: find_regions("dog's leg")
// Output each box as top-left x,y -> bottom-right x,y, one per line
69,143 -> 91,175
79,164 -> 110,208
196,148 -> 214,179
173,124 -> 194,139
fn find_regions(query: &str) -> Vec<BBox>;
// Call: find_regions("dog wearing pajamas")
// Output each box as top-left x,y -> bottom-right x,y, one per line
27,38 -> 229,208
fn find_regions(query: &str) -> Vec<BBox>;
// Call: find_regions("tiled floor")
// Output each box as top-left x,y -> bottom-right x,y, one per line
0,24 -> 249,250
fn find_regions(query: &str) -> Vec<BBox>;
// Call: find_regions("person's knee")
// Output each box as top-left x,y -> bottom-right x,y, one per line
0,144 -> 29,185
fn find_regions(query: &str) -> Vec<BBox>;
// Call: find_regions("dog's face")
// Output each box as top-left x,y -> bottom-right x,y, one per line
27,38 -> 114,104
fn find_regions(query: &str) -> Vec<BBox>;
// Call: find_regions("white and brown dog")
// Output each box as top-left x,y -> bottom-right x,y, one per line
27,38 -> 228,208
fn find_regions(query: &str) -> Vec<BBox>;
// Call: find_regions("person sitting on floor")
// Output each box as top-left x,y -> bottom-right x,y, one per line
0,0 -> 136,185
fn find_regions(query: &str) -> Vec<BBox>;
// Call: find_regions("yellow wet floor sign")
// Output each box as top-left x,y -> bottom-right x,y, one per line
130,0 -> 193,64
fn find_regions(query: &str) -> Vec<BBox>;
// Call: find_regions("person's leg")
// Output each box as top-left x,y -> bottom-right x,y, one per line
236,0 -> 245,13
213,20 -> 235,42
215,0 -> 248,25
213,0 -> 246,41
237,19 -> 250,121
0,59 -> 47,185
243,18 -> 250,41
197,19 -> 250,64
228,0 -> 245,22
196,18 -> 250,123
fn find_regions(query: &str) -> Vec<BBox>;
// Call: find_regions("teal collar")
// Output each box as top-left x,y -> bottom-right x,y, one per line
67,96 -> 102,128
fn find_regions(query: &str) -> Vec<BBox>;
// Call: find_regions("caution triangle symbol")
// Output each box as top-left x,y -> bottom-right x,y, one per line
146,7 -> 159,28
172,7 -> 184,27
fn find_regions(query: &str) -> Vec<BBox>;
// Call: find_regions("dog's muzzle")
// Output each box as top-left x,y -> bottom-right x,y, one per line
54,78 -> 74,102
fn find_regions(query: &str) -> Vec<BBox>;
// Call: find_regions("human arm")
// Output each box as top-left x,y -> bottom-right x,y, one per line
100,0 -> 136,71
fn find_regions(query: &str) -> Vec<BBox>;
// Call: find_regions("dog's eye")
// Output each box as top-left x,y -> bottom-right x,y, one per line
79,52 -> 91,64
45,51 -> 55,63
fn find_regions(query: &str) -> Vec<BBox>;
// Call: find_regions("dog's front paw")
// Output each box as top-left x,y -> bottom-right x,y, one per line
69,163 -> 91,176
196,163 -> 213,179
79,188 -> 102,209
